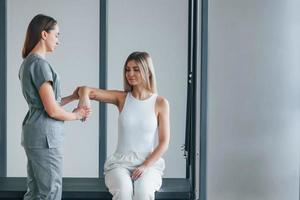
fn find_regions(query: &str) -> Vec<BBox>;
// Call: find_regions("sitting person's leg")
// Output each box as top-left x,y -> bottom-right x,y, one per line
133,168 -> 162,200
105,167 -> 133,200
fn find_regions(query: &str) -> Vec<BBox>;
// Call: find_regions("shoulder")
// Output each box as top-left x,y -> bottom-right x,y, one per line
114,90 -> 128,110
108,90 -> 127,104
155,95 -> 169,112
22,55 -> 47,68
25,57 -> 52,75
35,57 -> 52,69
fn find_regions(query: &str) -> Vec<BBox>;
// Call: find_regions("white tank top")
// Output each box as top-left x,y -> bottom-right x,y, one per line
116,92 -> 158,154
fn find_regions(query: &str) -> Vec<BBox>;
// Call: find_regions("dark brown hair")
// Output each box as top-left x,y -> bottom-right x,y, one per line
22,14 -> 57,58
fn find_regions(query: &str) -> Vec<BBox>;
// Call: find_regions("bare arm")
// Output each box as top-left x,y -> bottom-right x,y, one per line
60,95 -> 77,106
132,97 -> 170,180
78,86 -> 125,109
39,82 -> 90,121
60,87 -> 79,106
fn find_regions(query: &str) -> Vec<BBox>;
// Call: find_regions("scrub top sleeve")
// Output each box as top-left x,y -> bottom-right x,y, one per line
32,60 -> 54,91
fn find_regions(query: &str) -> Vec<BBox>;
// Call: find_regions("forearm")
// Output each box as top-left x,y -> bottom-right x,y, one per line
78,86 -> 105,104
47,104 -> 78,121
142,142 -> 169,167
78,86 -> 93,108
78,86 -> 121,105
40,83 -> 81,121
60,95 -> 76,106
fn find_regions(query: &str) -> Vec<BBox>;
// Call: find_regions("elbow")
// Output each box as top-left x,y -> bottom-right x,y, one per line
160,141 -> 169,153
45,107 -> 59,119
78,86 -> 89,96
47,110 -> 57,119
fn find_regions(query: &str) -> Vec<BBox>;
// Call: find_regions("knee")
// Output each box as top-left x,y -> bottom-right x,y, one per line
108,182 -> 133,199
133,184 -> 155,200
119,183 -> 133,195
117,189 -> 133,200
105,168 -> 134,199
111,187 -> 133,200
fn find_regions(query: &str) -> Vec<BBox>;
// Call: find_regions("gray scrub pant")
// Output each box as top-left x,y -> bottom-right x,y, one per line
23,147 -> 63,200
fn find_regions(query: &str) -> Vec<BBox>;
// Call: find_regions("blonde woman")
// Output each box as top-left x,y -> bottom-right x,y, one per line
78,51 -> 170,200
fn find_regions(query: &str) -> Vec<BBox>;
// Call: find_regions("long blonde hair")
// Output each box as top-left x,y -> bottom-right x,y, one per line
123,52 -> 157,93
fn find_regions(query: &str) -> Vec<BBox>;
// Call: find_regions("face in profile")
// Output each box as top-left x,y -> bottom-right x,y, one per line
125,60 -> 144,87
43,24 -> 60,52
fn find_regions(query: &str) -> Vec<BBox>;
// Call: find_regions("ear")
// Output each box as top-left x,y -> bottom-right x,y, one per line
40,30 -> 48,40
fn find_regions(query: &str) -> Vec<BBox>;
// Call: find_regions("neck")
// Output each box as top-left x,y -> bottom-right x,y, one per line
30,42 -> 47,59
131,87 -> 152,100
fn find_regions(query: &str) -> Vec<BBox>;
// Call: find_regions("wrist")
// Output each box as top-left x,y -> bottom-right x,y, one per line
73,112 -> 80,120
71,93 -> 79,100
72,94 -> 78,100
79,97 -> 91,108
142,160 -> 150,168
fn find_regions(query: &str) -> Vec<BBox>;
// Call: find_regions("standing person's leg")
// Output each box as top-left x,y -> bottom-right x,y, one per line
47,147 -> 63,200
105,167 -> 133,200
25,147 -> 63,200
133,168 -> 162,200
23,150 -> 39,200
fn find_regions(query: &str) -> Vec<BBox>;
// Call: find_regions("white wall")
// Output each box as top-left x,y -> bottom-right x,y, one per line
207,0 -> 300,199
7,0 -> 100,177
107,0 -> 188,178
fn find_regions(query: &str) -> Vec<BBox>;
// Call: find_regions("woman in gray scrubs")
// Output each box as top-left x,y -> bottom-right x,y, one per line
19,14 -> 91,200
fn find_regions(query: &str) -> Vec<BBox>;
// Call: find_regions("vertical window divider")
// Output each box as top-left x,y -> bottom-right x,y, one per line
0,0 -> 7,178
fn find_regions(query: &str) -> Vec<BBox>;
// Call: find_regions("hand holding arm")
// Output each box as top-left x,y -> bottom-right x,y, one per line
73,106 -> 92,120
39,82 -> 90,121
60,87 -> 80,106
78,87 -> 92,108
77,87 -> 92,121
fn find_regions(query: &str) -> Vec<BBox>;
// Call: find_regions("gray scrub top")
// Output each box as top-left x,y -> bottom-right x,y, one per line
19,53 -> 64,149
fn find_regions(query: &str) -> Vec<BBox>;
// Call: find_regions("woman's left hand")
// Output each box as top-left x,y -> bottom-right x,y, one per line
131,164 -> 148,180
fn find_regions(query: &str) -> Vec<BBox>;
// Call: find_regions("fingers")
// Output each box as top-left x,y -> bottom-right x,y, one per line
84,106 -> 92,116
79,108 -> 91,122
82,105 -> 92,111
73,106 -> 92,121
131,169 -> 139,180
131,167 -> 143,180
78,98 -> 91,108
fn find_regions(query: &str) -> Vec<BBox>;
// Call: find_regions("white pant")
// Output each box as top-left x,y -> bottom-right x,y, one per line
105,167 -> 162,200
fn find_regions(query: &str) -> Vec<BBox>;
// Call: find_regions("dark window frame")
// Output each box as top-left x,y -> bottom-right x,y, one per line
0,0 -> 7,178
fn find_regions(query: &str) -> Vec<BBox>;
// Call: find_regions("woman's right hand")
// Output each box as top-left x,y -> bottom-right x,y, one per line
73,106 -> 91,120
